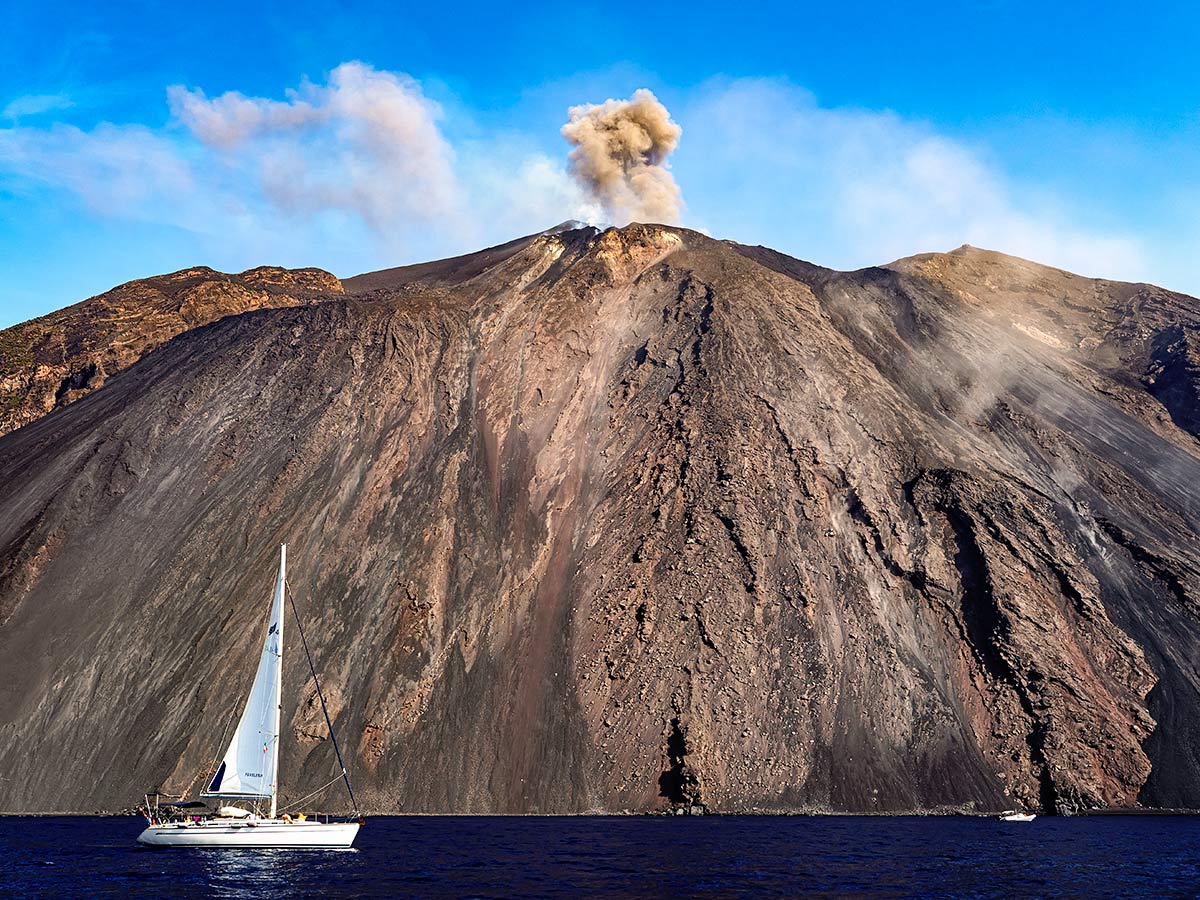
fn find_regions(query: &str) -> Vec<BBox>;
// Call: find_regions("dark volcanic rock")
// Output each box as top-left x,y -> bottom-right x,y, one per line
0,226 -> 1198,815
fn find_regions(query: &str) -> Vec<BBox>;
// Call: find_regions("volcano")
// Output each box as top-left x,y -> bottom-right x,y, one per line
1,223 -> 1198,815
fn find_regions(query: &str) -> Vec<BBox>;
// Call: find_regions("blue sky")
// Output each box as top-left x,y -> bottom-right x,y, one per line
2,1 -> 1199,327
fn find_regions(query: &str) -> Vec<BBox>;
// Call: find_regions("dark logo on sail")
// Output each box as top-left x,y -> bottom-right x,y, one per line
268,623 -> 277,635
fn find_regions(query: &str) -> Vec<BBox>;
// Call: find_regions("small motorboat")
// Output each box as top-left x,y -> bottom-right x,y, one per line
998,811 -> 1036,822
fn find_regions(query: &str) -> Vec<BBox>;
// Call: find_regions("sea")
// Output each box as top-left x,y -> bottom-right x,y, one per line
2,814 -> 1198,899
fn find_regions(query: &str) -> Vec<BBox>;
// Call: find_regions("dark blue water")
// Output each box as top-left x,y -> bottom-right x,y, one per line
2,815 -> 1198,899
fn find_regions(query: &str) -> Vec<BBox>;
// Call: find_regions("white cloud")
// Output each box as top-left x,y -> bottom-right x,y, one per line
2,93 -> 74,120
0,63 -> 596,274
675,78 -> 1148,282
455,139 -> 603,239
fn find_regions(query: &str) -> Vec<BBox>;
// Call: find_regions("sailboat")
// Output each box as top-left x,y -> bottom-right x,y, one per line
998,811 -> 1036,822
138,545 -> 361,848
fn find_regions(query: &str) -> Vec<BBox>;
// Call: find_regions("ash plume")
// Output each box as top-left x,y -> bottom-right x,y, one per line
167,62 -> 461,230
561,89 -> 683,225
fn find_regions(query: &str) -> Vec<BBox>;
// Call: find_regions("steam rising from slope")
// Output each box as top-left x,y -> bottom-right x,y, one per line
561,89 -> 683,224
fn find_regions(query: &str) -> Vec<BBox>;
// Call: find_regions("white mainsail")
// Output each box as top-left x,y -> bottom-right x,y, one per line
201,545 -> 286,814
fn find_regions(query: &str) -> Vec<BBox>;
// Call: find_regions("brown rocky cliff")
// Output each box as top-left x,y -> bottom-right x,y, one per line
0,265 -> 343,437
0,225 -> 1197,815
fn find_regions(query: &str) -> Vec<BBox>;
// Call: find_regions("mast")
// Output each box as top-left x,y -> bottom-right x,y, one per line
270,543 -> 286,819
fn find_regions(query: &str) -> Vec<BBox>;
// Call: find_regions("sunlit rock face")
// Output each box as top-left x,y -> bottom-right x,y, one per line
0,225 -> 1198,815
0,265 -> 342,438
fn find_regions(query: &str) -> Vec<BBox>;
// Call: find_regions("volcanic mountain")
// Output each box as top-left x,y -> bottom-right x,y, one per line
1,223 -> 1198,815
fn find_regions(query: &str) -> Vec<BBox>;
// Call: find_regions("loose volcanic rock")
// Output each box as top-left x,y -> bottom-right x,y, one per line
0,225 -> 1197,815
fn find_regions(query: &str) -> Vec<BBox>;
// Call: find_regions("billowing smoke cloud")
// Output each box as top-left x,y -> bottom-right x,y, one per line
561,88 -> 683,225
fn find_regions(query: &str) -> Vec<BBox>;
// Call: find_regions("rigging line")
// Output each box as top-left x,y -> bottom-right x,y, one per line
285,578 -> 361,817
277,773 -> 344,814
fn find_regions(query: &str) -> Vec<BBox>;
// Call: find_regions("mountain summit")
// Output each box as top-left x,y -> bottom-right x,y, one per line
1,224 -> 1198,814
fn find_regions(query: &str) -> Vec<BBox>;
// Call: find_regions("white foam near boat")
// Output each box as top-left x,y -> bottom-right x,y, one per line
999,812 -> 1036,822
138,545 -> 361,849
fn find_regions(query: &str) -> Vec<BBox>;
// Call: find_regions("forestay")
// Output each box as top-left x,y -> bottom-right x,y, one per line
201,546 -> 286,805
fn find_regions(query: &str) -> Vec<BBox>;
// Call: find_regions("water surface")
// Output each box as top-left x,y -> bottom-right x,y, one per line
2,814 -> 1197,898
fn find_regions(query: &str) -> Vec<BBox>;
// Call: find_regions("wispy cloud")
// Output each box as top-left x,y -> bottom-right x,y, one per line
676,78 -> 1147,282
0,122 -> 191,215
2,93 -> 75,120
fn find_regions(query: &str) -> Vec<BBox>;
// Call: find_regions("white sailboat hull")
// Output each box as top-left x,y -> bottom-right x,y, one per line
138,819 -> 360,848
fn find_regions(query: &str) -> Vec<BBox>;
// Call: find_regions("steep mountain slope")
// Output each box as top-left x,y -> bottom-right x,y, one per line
0,265 -> 342,437
0,225 -> 1198,815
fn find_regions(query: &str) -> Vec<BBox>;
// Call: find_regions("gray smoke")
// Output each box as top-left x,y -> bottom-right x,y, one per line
168,62 -> 461,229
561,89 -> 682,224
